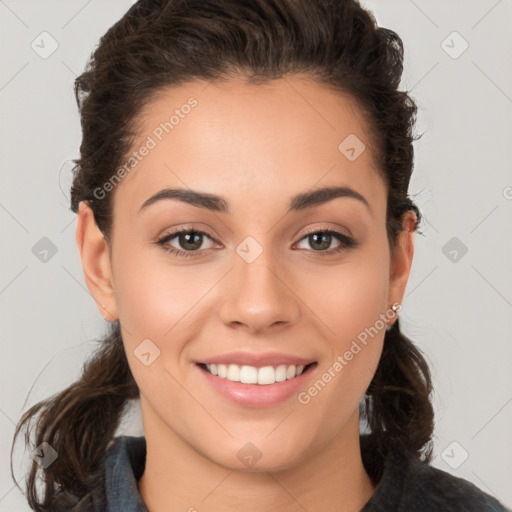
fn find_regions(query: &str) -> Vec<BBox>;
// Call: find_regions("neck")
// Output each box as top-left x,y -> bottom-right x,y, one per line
138,405 -> 375,512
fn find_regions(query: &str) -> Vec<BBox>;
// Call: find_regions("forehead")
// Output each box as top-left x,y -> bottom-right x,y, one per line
111,76 -> 386,220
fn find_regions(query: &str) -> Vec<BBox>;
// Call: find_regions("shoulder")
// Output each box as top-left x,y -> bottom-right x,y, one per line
360,434 -> 510,512
403,458 -> 511,511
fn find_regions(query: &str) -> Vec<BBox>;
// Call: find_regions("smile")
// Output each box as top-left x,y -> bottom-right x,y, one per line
201,362 -> 315,385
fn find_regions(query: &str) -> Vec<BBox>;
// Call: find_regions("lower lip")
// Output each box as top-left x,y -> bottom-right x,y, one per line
195,363 -> 317,408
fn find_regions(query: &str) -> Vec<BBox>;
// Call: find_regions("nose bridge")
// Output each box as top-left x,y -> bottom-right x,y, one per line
218,235 -> 299,332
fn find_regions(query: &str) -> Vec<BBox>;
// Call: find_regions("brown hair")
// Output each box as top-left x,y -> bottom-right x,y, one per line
11,0 -> 434,509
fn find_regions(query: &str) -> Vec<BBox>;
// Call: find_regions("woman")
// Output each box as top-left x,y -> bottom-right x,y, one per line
11,0 -> 511,510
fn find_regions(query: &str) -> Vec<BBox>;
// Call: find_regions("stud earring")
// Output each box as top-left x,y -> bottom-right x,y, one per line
386,302 -> 401,331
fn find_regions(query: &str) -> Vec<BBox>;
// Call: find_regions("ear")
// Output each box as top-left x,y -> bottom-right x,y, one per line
75,201 -> 118,321
387,209 -> 417,317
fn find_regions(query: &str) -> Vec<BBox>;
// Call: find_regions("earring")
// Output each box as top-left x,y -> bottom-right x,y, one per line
386,302 -> 401,331
99,302 -> 118,322
100,303 -> 111,321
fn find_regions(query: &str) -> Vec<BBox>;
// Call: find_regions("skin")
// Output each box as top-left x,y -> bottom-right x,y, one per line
76,76 -> 416,512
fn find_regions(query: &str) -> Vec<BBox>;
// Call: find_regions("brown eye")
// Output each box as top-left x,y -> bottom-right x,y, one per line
156,228 -> 216,257
295,230 -> 357,255
307,232 -> 334,251
177,231 -> 204,251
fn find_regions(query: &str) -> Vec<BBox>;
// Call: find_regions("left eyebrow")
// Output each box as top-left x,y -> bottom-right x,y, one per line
138,185 -> 372,216
289,185 -> 372,215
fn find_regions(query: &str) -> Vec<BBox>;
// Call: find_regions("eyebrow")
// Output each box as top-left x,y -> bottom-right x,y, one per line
138,185 -> 372,216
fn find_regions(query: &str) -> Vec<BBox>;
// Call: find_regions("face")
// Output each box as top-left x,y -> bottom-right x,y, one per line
78,76 -> 413,472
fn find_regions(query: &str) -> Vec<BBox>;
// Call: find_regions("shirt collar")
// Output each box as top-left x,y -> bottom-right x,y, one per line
105,435 -> 148,512
103,433 -> 405,511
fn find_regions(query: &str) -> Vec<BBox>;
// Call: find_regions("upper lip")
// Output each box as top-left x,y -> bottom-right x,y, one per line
197,351 -> 316,368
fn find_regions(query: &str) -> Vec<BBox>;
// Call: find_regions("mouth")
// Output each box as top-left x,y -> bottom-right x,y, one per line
196,361 -> 318,385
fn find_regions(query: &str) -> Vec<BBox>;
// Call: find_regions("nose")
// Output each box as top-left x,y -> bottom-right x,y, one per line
217,245 -> 300,335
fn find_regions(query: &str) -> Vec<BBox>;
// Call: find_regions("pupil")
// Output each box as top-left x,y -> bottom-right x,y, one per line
310,233 -> 330,251
181,232 -> 202,250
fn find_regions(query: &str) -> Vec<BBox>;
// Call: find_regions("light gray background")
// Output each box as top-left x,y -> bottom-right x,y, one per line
1,0 -> 511,509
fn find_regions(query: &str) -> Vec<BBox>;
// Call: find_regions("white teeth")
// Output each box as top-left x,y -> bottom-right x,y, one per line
257,366 -> 275,385
275,364 -> 287,382
217,364 -> 227,378
240,365 -> 258,384
227,364 -> 240,381
204,363 -> 307,384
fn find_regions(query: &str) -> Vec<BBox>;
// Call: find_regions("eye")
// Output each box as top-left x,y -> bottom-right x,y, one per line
295,229 -> 357,255
155,226 -> 358,258
155,227 -> 216,258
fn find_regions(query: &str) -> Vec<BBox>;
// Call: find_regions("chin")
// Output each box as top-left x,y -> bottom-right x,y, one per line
205,435 -> 311,473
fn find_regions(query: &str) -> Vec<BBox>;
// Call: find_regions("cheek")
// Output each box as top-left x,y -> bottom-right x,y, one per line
111,241 -> 204,334
111,248 -> 199,409
300,240 -> 390,406
308,241 -> 390,346
110,244 -> 220,388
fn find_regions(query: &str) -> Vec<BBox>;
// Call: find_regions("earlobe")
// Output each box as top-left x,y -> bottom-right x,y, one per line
75,201 -> 118,321
387,210 -> 416,314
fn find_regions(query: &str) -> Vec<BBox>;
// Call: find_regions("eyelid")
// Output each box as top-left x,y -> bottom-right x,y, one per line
297,224 -> 352,239
156,223 -> 216,240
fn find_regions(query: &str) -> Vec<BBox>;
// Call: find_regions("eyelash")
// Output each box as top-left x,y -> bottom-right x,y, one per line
155,225 -> 358,259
